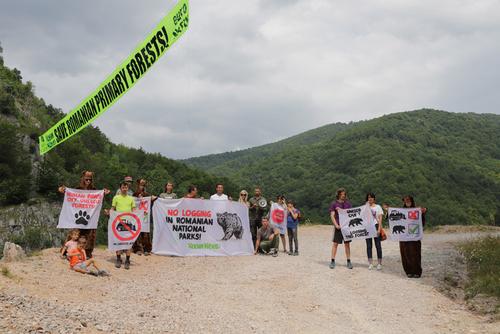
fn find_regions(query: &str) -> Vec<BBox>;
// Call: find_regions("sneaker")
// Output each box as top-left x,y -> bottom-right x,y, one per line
329,261 -> 336,269
115,258 -> 122,269
287,251 -> 293,256
368,264 -> 374,270
124,260 -> 130,270
294,251 -> 299,256
347,261 -> 353,269
376,264 -> 382,271
97,270 -> 109,277
144,252 -> 151,256
88,270 -> 99,276
407,274 -> 414,278
136,251 -> 143,256
270,248 -> 278,257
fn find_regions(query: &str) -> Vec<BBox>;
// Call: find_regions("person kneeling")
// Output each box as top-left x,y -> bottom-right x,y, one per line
254,217 -> 280,257
69,237 -> 108,276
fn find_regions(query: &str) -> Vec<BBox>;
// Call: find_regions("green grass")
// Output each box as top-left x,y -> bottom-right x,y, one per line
459,236 -> 500,301
1,266 -> 14,279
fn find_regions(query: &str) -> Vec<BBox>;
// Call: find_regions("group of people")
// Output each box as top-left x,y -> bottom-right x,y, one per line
58,170 -> 426,279
328,188 -> 427,278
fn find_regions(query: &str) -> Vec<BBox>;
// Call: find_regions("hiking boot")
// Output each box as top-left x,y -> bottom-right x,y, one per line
88,270 -> 99,276
368,264 -> 374,270
124,260 -> 130,270
115,258 -> 122,269
407,274 -> 414,278
347,260 -> 353,269
376,264 -> 382,271
293,251 -> 299,256
329,261 -> 336,269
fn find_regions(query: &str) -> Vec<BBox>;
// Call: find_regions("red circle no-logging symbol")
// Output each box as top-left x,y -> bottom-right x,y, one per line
272,209 -> 285,224
112,212 -> 142,241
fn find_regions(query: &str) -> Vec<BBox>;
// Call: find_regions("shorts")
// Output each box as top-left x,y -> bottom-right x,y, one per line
333,227 -> 351,244
73,262 -> 88,272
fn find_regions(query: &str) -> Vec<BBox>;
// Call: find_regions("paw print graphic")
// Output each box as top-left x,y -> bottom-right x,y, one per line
75,210 -> 90,225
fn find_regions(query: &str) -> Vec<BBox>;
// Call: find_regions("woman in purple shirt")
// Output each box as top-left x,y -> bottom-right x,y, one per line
329,188 -> 353,269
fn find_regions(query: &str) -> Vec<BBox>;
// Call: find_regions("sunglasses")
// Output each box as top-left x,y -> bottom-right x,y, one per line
84,179 -> 92,182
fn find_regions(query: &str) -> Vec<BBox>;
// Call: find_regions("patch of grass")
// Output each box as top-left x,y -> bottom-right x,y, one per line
1,266 -> 14,279
458,236 -> 500,301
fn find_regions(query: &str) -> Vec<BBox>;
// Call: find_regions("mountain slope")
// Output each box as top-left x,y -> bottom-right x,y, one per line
185,109 -> 500,225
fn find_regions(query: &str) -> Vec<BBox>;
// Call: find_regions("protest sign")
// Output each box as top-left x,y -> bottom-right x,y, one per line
269,202 -> 287,234
152,198 -> 253,256
39,0 -> 189,154
338,204 -> 377,241
108,210 -> 144,251
134,196 -> 151,233
388,207 -> 423,241
57,188 -> 104,229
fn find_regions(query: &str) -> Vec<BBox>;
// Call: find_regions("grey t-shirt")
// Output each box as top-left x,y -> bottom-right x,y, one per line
159,192 -> 178,199
257,225 -> 276,241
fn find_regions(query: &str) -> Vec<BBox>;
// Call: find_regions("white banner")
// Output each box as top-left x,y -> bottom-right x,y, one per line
57,188 -> 104,229
107,210 -> 144,251
388,207 -> 423,241
269,202 -> 287,234
338,204 -> 377,241
134,196 -> 151,233
152,198 -> 253,256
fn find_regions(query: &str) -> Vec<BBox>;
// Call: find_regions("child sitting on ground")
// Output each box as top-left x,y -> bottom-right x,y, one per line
60,229 -> 80,259
68,236 -> 108,276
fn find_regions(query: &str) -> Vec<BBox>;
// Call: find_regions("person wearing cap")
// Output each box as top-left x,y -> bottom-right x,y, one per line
116,176 -> 134,196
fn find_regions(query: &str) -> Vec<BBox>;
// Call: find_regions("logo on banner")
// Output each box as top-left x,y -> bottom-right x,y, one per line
112,213 -> 142,241
217,212 -> 244,240
408,210 -> 419,220
74,210 -> 91,226
271,209 -> 285,224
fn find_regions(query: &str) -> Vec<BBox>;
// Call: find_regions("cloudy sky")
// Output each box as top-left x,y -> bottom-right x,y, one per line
1,0 -> 499,159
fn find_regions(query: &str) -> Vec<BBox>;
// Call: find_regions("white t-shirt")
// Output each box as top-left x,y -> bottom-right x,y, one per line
369,204 -> 383,226
210,193 -> 228,201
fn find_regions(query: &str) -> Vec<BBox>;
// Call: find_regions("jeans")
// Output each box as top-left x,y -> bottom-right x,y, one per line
287,227 -> 298,252
366,224 -> 382,260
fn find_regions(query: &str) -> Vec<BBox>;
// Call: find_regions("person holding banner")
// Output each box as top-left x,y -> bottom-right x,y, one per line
254,217 -> 280,256
400,196 -> 427,278
132,178 -> 154,256
210,183 -> 229,201
58,170 -> 110,258
111,181 -> 136,269
159,182 -> 177,199
238,190 -> 250,208
365,193 -> 383,270
184,185 -> 202,199
272,195 -> 288,253
329,188 -> 353,269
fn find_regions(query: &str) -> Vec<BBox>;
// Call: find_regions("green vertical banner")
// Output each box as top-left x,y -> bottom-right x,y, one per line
39,0 -> 189,155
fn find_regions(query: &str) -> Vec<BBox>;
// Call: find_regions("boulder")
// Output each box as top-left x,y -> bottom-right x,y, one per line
2,242 -> 26,262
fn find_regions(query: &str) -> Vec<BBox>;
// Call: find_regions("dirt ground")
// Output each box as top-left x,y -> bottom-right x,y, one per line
0,225 -> 498,334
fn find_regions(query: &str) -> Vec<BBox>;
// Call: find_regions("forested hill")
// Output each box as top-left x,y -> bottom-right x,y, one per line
0,46 -> 238,206
185,109 -> 500,226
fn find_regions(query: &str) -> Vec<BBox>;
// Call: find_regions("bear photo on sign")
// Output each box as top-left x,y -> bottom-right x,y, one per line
217,212 -> 244,240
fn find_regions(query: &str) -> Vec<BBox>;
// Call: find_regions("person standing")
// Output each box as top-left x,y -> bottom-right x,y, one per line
400,195 -> 427,278
274,195 -> 288,253
58,170 -> 110,258
365,193 -> 383,270
184,185 -> 199,199
111,181 -> 136,270
248,187 -> 268,247
210,183 -> 229,201
286,200 -> 300,256
159,181 -> 177,199
132,178 -> 154,256
115,176 -> 134,196
238,190 -> 250,207
329,188 -> 353,269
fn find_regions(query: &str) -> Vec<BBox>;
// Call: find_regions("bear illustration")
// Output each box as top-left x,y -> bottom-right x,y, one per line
392,225 -> 405,234
349,218 -> 363,227
217,212 -> 244,240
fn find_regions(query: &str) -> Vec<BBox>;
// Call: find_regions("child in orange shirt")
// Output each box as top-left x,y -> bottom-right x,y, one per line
60,229 -> 79,259
68,237 -> 108,276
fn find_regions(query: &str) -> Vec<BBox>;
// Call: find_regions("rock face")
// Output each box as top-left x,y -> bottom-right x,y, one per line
0,199 -> 64,255
2,242 -> 26,262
